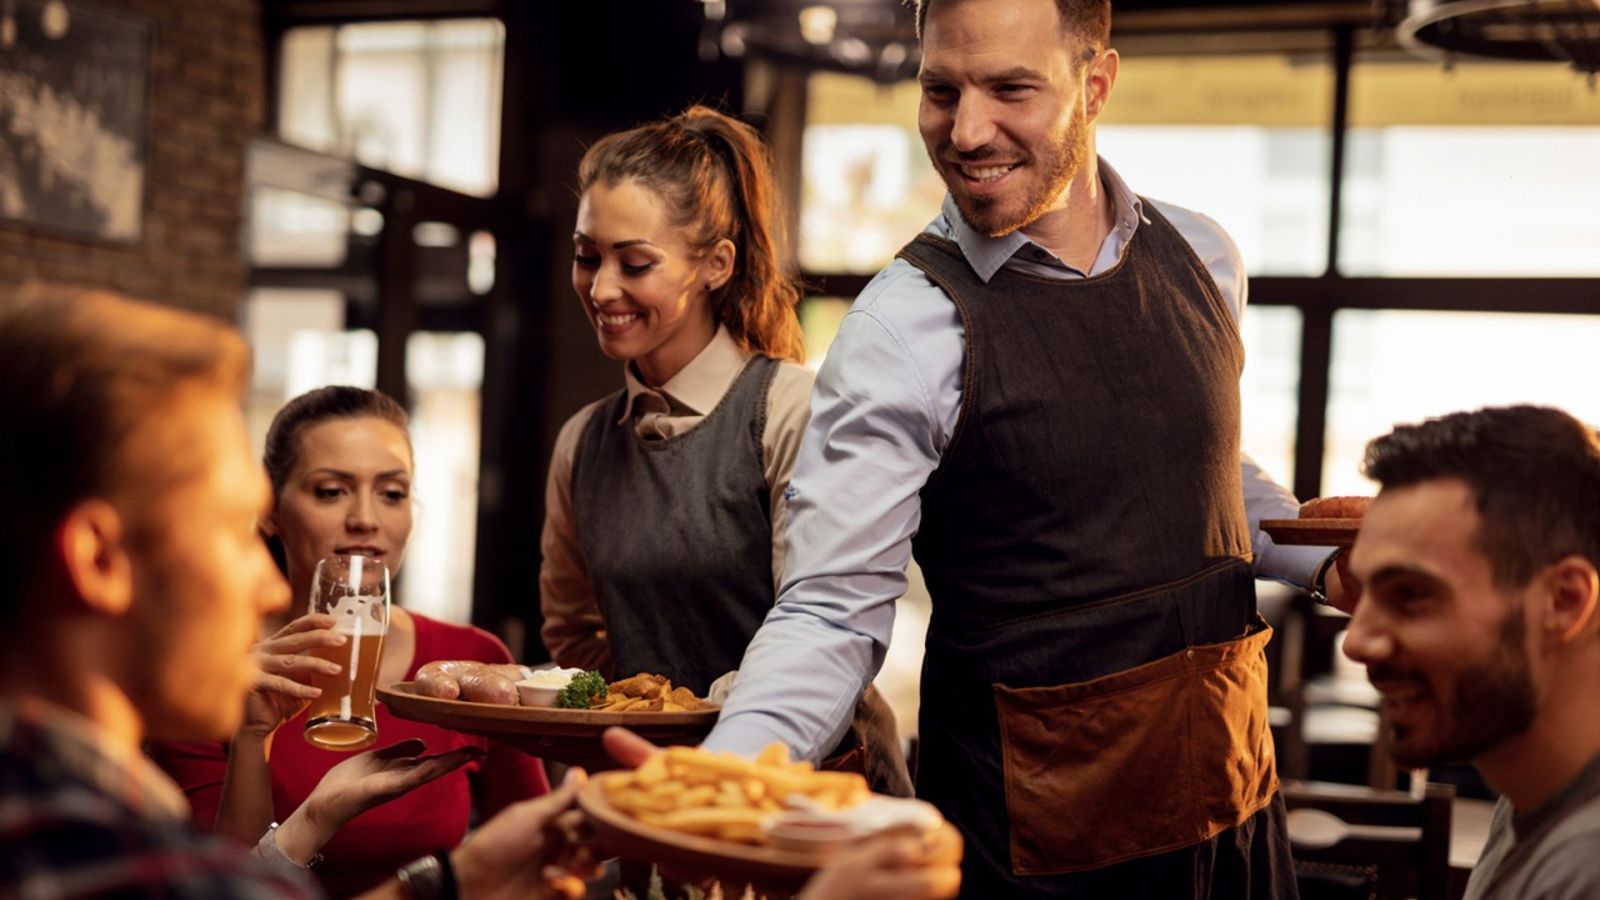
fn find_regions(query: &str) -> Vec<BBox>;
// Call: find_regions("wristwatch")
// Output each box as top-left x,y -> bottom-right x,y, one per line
396,850 -> 457,900
1309,547 -> 1343,606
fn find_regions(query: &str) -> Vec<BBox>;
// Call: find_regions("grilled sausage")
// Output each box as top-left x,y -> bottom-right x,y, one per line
457,665 -> 528,705
415,660 -> 530,705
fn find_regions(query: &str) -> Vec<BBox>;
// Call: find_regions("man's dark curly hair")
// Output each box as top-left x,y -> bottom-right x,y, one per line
1362,405 -> 1600,589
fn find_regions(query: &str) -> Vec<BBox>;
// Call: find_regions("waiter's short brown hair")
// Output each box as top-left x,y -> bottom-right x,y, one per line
915,0 -> 1112,55
0,285 -> 249,618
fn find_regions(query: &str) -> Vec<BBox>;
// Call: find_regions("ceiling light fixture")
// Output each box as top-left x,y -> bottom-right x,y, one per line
1398,0 -> 1600,81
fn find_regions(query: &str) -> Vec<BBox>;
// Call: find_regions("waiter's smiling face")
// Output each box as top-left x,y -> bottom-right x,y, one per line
1342,479 -> 1539,768
917,0 -> 1117,237
573,178 -> 733,386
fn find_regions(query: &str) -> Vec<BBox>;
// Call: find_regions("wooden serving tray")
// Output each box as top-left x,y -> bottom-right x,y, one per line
577,773 -> 963,893
377,682 -> 718,770
1260,518 -> 1362,548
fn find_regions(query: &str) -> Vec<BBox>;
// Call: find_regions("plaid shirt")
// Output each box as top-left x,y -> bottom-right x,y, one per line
0,699 -> 321,899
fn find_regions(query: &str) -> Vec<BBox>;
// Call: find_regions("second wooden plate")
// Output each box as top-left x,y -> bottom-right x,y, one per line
378,682 -> 717,770
1260,517 -> 1362,547
577,773 -> 963,893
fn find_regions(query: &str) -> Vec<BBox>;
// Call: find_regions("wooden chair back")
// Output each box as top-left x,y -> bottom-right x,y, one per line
1283,780 -> 1455,900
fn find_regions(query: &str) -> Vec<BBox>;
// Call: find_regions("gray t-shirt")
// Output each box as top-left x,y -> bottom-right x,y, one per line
1465,752 -> 1600,900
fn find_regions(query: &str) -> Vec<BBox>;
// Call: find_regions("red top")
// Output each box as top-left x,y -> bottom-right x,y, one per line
149,613 -> 550,898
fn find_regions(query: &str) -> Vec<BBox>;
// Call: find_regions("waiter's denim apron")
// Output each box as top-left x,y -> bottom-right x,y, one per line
899,205 -> 1295,898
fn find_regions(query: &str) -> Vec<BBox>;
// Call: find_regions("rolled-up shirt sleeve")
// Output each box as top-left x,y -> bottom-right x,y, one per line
706,269 -> 954,761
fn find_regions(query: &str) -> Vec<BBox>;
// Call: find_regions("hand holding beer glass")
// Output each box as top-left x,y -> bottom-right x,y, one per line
304,554 -> 390,750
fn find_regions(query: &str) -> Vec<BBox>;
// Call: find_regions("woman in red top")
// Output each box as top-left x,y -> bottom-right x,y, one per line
151,386 -> 549,897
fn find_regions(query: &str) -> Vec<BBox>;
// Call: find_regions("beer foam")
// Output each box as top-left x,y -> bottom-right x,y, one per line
324,593 -> 389,637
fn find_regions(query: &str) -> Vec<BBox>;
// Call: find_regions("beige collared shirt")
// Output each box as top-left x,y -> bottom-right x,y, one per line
538,327 -> 815,673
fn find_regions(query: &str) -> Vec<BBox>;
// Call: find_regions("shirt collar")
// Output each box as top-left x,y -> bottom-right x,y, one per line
0,698 -> 191,823
618,326 -> 751,424
939,155 -> 1149,283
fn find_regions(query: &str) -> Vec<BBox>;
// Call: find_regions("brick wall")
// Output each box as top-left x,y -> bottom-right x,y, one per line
0,0 -> 262,319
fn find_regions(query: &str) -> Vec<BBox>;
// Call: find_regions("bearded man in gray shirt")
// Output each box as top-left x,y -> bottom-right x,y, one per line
1342,405 -> 1600,900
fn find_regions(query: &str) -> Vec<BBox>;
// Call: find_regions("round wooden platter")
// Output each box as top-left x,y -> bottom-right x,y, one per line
1260,517 -> 1363,548
578,773 -> 963,893
377,682 -> 717,770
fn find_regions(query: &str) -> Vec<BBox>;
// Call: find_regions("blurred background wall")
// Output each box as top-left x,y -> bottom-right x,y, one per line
0,0 -> 262,316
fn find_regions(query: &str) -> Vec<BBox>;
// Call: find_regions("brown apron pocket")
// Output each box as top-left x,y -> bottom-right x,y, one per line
994,620 -> 1278,875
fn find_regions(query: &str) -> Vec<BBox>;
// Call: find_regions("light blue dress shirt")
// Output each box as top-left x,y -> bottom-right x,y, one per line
706,158 -> 1332,762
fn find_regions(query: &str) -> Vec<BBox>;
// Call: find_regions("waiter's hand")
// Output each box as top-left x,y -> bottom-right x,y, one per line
797,834 -> 961,900
1298,496 -> 1370,616
602,726 -> 658,768
1324,551 -> 1361,615
600,728 -> 958,898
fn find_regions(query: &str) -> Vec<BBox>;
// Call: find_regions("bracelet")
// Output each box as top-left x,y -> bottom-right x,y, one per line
1309,547 -> 1343,606
396,850 -> 457,900
260,821 -> 323,870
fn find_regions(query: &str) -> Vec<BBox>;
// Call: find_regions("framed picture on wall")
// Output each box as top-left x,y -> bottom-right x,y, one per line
0,0 -> 151,241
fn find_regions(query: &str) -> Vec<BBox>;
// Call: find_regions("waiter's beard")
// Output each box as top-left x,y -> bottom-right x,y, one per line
935,103 -> 1090,238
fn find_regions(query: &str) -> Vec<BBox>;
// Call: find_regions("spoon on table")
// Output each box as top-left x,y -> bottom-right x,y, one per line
1285,807 -> 1422,849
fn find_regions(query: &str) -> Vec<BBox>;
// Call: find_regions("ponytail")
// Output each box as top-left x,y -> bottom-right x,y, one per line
577,105 -> 806,364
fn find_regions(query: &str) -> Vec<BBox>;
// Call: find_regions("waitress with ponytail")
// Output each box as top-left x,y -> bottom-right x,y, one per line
539,105 -> 910,796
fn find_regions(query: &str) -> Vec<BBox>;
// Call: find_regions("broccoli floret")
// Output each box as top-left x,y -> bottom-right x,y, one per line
556,671 -> 608,709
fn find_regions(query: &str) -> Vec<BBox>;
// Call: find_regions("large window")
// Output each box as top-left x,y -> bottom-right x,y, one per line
1097,54 -> 1334,277
277,19 -> 505,196
800,74 -> 942,275
242,288 -> 378,456
255,18 -> 505,624
405,332 -> 486,624
250,188 -> 350,267
1323,310 -> 1600,495
1240,306 -> 1303,490
1340,60 -> 1600,276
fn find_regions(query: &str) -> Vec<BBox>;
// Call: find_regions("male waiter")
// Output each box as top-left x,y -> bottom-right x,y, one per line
704,0 -> 1344,895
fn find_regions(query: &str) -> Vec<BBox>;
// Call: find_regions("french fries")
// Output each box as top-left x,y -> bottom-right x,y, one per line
590,672 -> 711,712
602,743 -> 870,844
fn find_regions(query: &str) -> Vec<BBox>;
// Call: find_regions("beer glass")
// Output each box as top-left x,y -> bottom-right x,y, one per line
303,554 -> 390,750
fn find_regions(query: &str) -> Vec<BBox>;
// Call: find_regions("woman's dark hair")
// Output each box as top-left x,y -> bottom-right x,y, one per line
577,104 -> 806,364
1362,405 -> 1600,589
261,386 -> 411,573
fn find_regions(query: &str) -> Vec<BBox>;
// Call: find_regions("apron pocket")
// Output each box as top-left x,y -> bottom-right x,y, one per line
993,619 -> 1278,875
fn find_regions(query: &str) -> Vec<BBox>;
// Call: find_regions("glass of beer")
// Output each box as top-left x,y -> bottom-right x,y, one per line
303,554 -> 390,751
